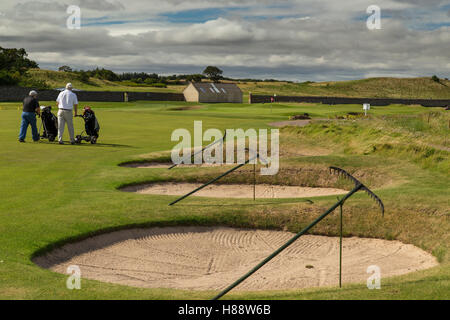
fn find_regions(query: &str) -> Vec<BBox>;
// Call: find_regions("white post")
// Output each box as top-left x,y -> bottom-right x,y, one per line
363,103 -> 370,116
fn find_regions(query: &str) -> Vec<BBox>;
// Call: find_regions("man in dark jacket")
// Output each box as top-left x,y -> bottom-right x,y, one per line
18,90 -> 40,142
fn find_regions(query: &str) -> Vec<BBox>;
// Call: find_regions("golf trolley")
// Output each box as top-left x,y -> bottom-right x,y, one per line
74,106 -> 100,144
39,106 -> 58,142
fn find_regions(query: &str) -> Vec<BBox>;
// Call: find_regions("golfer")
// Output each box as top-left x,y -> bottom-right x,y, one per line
18,90 -> 41,143
56,83 -> 78,145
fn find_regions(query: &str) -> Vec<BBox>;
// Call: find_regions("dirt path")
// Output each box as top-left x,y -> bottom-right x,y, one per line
269,120 -> 312,127
34,227 -> 438,291
122,183 -> 348,199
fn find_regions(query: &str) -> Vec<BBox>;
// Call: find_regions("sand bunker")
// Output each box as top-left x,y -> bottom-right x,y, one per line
122,183 -> 348,199
34,227 -> 438,291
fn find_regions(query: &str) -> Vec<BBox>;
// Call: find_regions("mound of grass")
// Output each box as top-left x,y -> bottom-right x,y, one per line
239,77 -> 450,99
26,69 -> 181,93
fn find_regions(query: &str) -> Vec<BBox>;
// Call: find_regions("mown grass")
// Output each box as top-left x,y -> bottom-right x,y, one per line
0,100 -> 448,300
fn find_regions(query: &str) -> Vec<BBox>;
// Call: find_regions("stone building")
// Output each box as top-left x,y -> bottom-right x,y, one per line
183,82 -> 243,103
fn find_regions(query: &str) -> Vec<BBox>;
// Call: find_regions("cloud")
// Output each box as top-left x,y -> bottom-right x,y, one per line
78,0 -> 124,11
391,0 -> 447,5
0,0 -> 448,81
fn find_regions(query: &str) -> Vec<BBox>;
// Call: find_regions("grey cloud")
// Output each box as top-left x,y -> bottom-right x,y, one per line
0,0 -> 448,81
13,1 -> 67,14
391,0 -> 446,6
78,0 -> 124,11
13,0 -> 124,14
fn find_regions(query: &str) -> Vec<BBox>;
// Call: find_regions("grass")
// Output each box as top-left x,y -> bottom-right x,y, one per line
26,69 -> 183,93
0,100 -> 448,300
27,69 -> 450,99
238,77 -> 450,99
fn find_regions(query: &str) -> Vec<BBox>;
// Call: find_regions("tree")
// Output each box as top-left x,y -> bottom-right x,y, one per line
144,78 -> 157,84
431,75 -> 440,83
78,70 -> 90,83
88,67 -> 119,81
58,65 -> 73,72
203,66 -> 223,82
187,74 -> 203,83
0,70 -> 20,86
0,47 -> 38,75
0,47 -> 39,86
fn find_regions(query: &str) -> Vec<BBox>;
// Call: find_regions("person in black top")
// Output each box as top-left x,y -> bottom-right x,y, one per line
18,91 -> 41,142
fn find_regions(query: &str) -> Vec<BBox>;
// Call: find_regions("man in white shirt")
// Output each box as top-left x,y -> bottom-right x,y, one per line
56,83 -> 78,145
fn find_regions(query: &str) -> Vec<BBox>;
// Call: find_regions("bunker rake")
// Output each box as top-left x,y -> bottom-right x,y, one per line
168,150 -> 266,206
168,132 -> 227,170
212,166 -> 384,300
330,166 -> 384,214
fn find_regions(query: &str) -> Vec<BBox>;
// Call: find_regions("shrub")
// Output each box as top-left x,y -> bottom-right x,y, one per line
144,78 -> 157,85
58,65 -> 73,72
431,75 -> 440,83
18,76 -> 50,89
78,71 -> 90,83
0,70 -> 19,86
150,83 -> 167,88
289,113 -> 311,120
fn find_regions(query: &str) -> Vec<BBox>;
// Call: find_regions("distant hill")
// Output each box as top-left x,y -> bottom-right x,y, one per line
238,77 -> 450,99
26,69 -> 183,93
26,69 -> 450,99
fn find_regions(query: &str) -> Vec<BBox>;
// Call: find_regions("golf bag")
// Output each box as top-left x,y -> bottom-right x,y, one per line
39,106 -> 58,142
75,106 -> 100,144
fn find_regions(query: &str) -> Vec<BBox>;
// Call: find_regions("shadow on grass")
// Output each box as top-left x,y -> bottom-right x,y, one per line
73,142 -> 135,148
173,199 -> 315,207
38,141 -> 135,148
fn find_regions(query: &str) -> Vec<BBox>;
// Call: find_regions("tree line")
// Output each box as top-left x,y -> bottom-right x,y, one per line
58,65 -> 225,85
0,47 -> 291,89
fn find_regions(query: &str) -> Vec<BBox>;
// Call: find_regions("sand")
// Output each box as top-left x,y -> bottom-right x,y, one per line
121,183 -> 348,199
34,227 -> 438,291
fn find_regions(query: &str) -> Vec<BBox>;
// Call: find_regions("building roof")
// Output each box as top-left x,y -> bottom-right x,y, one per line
190,82 -> 242,95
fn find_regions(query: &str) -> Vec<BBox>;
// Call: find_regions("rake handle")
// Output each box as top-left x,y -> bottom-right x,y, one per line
169,161 -> 249,206
169,153 -> 260,206
212,184 -> 362,300
169,133 -> 226,170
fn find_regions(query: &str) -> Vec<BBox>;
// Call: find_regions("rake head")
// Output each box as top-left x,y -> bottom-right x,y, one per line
329,166 -> 384,216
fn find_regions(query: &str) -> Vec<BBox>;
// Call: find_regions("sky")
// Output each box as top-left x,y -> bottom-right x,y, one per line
0,0 -> 448,81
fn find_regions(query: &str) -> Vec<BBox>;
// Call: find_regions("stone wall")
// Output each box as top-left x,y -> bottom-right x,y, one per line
2,86 -> 448,107
127,91 -> 185,102
0,86 -> 185,102
249,94 -> 450,107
